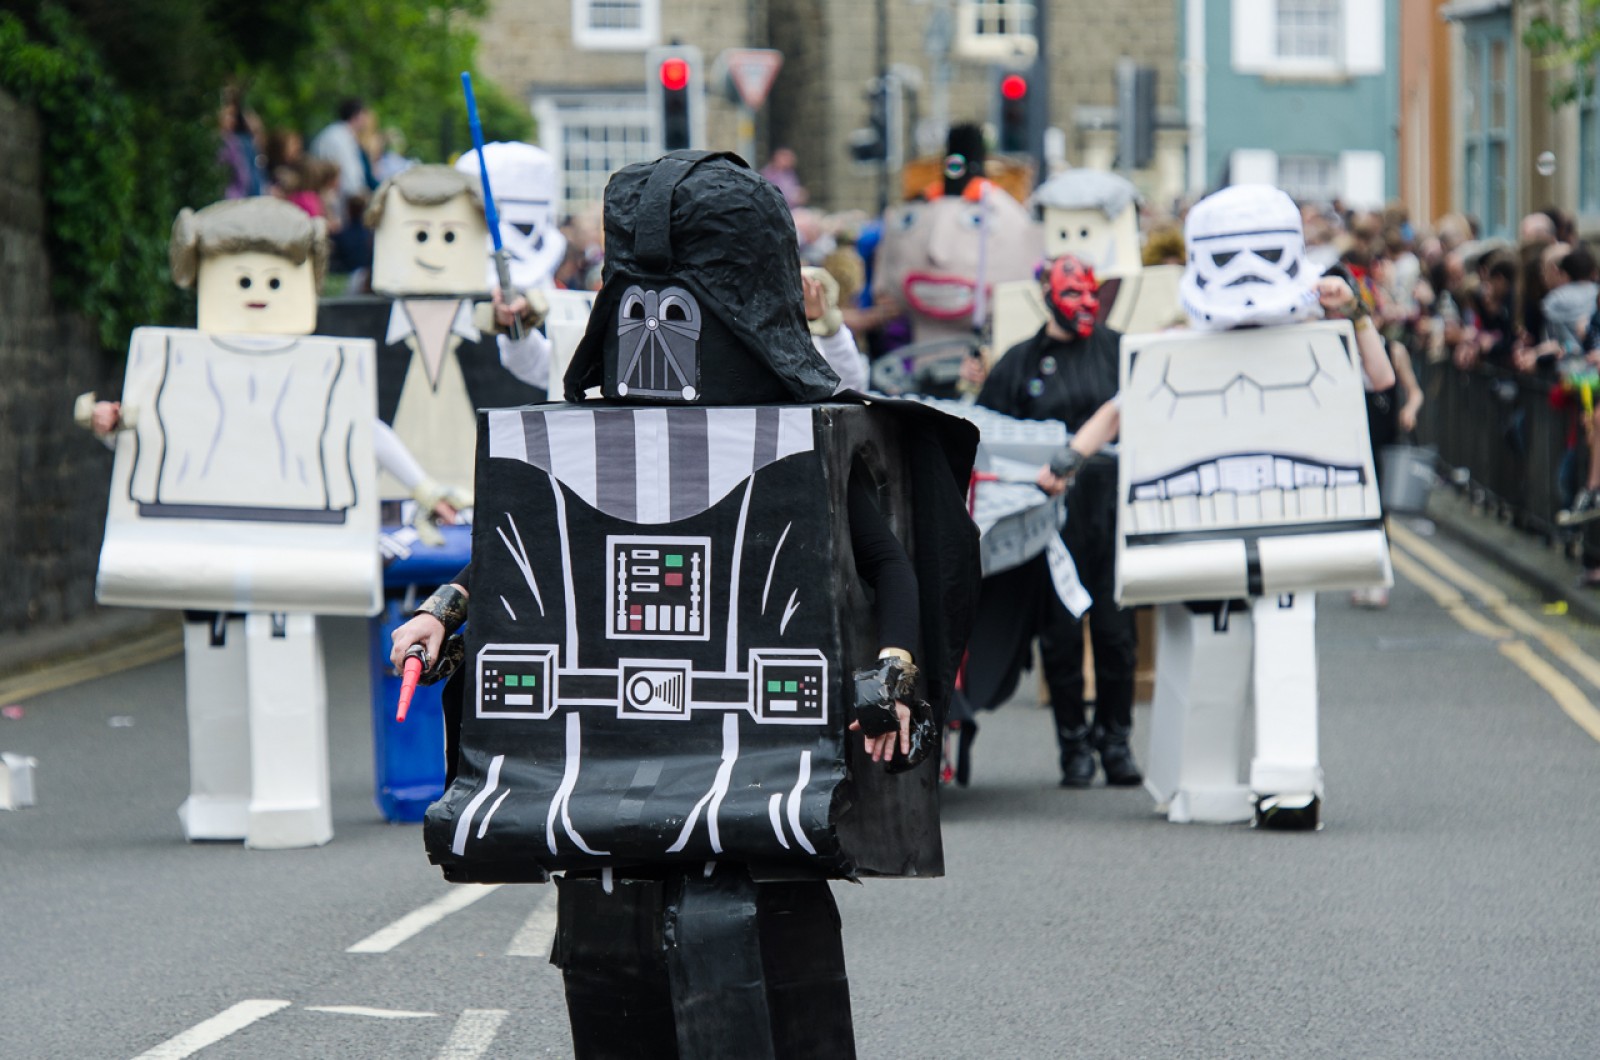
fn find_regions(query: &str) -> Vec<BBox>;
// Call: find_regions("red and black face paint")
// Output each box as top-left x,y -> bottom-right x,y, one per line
1043,255 -> 1100,339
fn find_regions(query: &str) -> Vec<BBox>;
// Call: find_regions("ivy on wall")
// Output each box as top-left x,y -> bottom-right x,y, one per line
0,5 -> 210,349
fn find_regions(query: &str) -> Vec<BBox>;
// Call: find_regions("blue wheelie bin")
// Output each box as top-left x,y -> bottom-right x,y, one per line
371,523 -> 473,823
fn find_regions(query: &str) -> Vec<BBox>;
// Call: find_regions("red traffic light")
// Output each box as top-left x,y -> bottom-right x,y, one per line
1000,74 -> 1028,101
660,57 -> 691,91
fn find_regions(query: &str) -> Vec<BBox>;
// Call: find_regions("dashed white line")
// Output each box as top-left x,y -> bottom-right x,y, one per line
436,1008 -> 510,1059
130,999 -> 290,1059
505,893 -> 558,958
347,885 -> 503,954
305,1005 -> 438,1019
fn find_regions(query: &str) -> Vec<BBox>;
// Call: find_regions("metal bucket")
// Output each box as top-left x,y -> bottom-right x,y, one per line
1380,444 -> 1437,514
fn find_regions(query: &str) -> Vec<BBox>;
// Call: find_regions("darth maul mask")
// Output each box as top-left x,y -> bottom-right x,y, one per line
1043,256 -> 1100,339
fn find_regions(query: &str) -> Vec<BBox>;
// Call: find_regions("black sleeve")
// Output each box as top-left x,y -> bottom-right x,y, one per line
975,338 -> 1031,414
449,562 -> 472,593
848,471 -> 919,654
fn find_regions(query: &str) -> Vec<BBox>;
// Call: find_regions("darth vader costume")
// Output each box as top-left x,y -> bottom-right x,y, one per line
417,151 -> 980,1058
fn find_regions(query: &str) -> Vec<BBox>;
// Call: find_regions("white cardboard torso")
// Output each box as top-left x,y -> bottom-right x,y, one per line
97,327 -> 381,615
1114,319 -> 1391,605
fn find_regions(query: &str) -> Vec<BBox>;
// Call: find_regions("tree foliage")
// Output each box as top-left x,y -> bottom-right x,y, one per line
1526,1 -> 1600,108
0,0 -> 531,352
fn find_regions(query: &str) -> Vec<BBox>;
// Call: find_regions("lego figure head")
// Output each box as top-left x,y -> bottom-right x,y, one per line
1031,169 -> 1143,279
367,165 -> 490,296
171,197 -> 328,335
455,141 -> 567,291
1179,184 -> 1319,332
1042,255 -> 1100,339
566,150 -> 837,405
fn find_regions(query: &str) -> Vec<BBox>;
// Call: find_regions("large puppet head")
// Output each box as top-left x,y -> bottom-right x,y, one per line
1042,255 -> 1100,338
1179,184 -> 1319,331
565,150 -> 837,405
367,165 -> 490,296
454,141 -> 567,291
171,197 -> 328,335
873,185 -> 1042,336
1032,168 -> 1142,279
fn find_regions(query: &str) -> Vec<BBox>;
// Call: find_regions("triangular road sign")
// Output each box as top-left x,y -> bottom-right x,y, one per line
725,48 -> 783,111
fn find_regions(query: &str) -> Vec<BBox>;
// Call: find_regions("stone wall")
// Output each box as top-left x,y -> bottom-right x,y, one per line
0,89 -> 117,637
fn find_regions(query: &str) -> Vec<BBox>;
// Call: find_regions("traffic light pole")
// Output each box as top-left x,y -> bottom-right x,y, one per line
876,0 -> 889,214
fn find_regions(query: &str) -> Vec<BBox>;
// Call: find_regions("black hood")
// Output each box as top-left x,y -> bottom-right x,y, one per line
565,150 -> 839,404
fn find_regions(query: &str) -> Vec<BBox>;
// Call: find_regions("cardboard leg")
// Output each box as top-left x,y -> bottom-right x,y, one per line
1143,603 -> 1254,824
666,869 -> 778,1060
757,881 -> 856,1060
1250,594 -> 1323,829
177,615 -> 251,841
243,613 -> 333,849
552,874 -> 680,1060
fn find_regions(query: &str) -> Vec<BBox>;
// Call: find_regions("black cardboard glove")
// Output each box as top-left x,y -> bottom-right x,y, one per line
852,656 -> 920,736
885,698 -> 937,774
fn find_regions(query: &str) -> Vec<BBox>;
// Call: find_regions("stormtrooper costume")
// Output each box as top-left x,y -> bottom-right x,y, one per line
1112,185 -> 1391,830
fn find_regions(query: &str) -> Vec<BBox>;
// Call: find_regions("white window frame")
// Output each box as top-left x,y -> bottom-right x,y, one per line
571,0 -> 660,52
1232,0 -> 1385,79
1277,153 -> 1340,203
953,0 -> 1039,63
535,93 -> 659,218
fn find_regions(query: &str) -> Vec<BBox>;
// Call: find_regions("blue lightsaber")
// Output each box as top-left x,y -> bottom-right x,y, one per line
461,71 -> 523,340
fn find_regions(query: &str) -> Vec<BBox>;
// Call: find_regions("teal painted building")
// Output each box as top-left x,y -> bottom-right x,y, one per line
1180,0 -> 1400,207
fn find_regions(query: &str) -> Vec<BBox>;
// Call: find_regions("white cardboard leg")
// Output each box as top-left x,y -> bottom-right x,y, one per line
1144,603 -> 1254,824
243,613 -> 333,849
178,616 -> 251,840
1,752 -> 38,809
1249,594 -> 1323,801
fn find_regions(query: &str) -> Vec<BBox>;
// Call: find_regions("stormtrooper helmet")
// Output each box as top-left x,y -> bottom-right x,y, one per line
455,141 -> 567,290
1179,184 -> 1320,331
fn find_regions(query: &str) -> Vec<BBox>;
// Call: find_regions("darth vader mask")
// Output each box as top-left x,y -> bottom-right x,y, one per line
616,284 -> 703,400
568,151 -> 838,405
1178,184 -> 1320,331
1042,255 -> 1100,339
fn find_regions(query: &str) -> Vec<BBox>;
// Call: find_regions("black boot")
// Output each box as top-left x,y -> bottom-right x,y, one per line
1092,724 -> 1143,787
1057,725 -> 1096,788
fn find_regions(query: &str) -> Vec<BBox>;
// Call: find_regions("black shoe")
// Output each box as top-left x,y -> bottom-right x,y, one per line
1057,726 -> 1096,788
1254,793 -> 1321,831
1093,726 -> 1143,787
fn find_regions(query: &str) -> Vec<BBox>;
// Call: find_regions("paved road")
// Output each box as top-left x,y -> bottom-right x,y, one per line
3,519 -> 1598,1059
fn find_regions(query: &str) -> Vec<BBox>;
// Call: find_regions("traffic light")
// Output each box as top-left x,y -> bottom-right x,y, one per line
997,71 -> 1031,155
647,45 -> 704,152
849,80 -> 889,164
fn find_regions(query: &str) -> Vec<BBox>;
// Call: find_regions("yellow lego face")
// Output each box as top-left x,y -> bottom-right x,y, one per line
196,251 -> 318,335
371,192 -> 490,296
1043,205 -> 1143,279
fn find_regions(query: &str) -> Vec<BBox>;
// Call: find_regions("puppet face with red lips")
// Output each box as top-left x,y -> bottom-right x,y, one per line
1043,255 -> 1100,339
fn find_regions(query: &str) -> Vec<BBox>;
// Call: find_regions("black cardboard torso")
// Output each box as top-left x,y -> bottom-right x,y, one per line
424,402 -> 944,882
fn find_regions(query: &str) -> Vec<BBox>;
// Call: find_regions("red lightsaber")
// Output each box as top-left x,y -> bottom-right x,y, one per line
396,645 -> 428,723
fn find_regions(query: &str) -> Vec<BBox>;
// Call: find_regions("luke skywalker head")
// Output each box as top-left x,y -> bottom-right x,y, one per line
170,197 -> 328,335
367,165 -> 490,296
1031,169 -> 1143,278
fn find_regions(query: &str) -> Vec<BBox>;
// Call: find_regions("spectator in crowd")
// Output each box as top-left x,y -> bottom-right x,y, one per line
310,98 -> 378,281
371,126 -> 414,184
217,90 -> 266,199
1456,255 -> 1517,370
760,146 -> 808,208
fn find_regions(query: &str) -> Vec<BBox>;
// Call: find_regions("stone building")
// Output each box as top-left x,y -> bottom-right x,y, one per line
475,1 -> 1185,216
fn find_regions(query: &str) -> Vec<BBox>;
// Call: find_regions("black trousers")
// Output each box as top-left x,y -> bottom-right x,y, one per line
1039,470 -> 1137,738
552,866 -> 856,1060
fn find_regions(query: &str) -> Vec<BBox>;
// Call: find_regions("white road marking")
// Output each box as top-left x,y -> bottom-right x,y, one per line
130,999 -> 290,1059
304,1005 -> 438,1019
436,1009 -> 510,1059
347,885 -> 503,953
505,893 -> 558,958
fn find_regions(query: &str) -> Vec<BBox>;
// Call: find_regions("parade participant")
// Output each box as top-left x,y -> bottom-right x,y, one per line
82,197 -> 381,848
803,264 -> 870,391
990,167 -> 1184,360
872,124 -> 1042,346
1048,184 -> 1394,829
315,164 -> 549,525
969,255 -> 1140,788
390,151 -> 980,1057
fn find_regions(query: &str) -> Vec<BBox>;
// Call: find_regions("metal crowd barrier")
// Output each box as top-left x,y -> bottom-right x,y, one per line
1412,352 -> 1577,542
